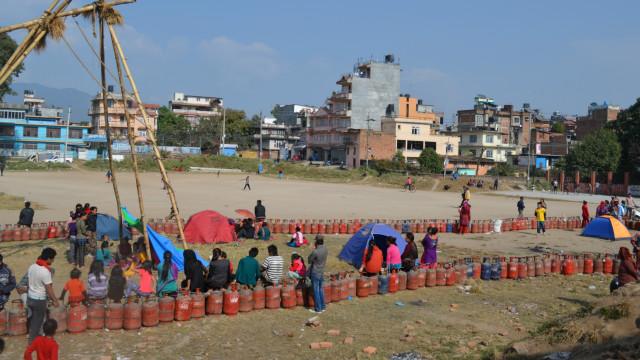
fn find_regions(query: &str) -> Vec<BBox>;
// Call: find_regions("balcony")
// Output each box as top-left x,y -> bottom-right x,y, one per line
330,91 -> 352,102
334,109 -> 352,117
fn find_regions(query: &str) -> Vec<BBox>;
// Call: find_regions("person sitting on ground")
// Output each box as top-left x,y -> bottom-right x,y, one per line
421,227 -> 438,269
261,245 -> 284,286
86,260 -> 108,300
287,253 -> 306,282
631,233 -> 640,269
23,318 -> 58,360
0,253 -> 16,311
136,261 -> 155,297
206,248 -> 232,291
221,251 -> 234,277
235,248 -> 261,289
182,249 -> 206,293
617,247 -> 639,289
107,266 -> 126,303
400,232 -> 418,272
133,237 -> 148,263
118,257 -> 138,297
257,222 -> 271,241
359,240 -> 383,276
287,226 -> 306,247
237,218 -> 255,239
18,201 -> 35,228
386,236 -> 402,272
95,239 -> 113,267
59,268 -> 86,305
156,251 -> 178,297
118,237 -> 132,260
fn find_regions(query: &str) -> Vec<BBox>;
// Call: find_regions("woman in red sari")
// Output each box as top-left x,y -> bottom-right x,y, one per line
459,200 -> 471,235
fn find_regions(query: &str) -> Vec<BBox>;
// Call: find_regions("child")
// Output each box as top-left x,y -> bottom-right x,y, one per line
535,202 -> 546,235
107,266 -> 126,303
287,253 -> 306,281
24,318 -> 58,360
287,226 -> 305,247
386,236 -> 402,272
136,261 -> 155,297
95,239 -> 113,267
257,222 -> 271,241
59,268 -> 86,305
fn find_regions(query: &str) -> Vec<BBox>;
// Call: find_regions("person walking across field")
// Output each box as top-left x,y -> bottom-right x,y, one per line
517,197 -> 525,218
307,235 -> 327,314
0,159 -> 5,176
535,202 -> 546,235
243,176 -> 251,191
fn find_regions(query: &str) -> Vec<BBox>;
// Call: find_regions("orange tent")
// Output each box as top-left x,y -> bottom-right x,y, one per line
184,210 -> 236,244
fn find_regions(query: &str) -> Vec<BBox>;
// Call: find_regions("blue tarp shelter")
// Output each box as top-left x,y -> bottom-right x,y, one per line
96,213 -> 130,241
338,223 -> 407,269
147,226 -> 208,271
581,215 -> 631,241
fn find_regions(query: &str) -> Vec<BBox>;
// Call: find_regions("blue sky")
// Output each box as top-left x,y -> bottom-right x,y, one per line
4,0 -> 640,120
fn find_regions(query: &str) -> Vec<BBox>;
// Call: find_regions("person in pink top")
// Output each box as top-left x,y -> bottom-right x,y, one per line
136,261 -> 155,297
386,237 -> 402,272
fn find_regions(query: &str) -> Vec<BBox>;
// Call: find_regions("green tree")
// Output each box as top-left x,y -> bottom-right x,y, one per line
487,162 -> 515,176
0,34 -> 25,101
551,122 -> 565,134
609,98 -> 640,175
392,150 -> 406,166
565,129 -> 621,175
156,106 -> 191,146
418,148 -> 443,173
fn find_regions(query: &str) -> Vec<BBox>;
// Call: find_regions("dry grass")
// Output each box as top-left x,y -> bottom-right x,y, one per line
0,192 -> 43,210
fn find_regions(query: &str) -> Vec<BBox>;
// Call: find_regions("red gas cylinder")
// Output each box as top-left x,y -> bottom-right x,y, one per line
471,221 -> 479,233
346,277 -> 357,297
445,265 -> 457,286
281,283 -> 297,309
7,300 -> 27,336
593,255 -> 604,273
223,287 -> 240,316
175,291 -> 192,321
323,281 -> 333,301
206,290 -> 223,315
265,286 -> 281,309
575,255 -> 584,274
356,277 -> 371,297
20,227 -> 30,241
583,255 -> 594,275
388,272 -> 399,293
159,294 -> 176,321
339,221 -> 347,234
68,303 -> 88,333
30,224 -> 39,240
310,221 -> 318,234
330,279 -> 342,302
317,221 -> 326,234
239,287 -> 254,312
273,220 -> 282,234
482,220 -> 490,233
340,279 -> 349,300
472,262 -> 481,280
416,269 -> 426,288
123,297 -> 141,330
508,258 -> 518,279
603,254 -> 613,274
295,288 -> 305,306
105,303 -> 124,330
551,255 -> 561,273
435,267 -> 446,286
49,305 -> 68,333
252,286 -> 265,310
288,221 -> 296,235
406,271 -> 419,290
397,271 -> 407,291
543,256 -> 552,274
142,297 -> 159,327
517,259 -> 528,279
331,220 -> 339,234
527,257 -> 536,278
47,222 -> 58,239
12,226 -> 21,242
86,301 -> 105,330
416,222 -> 425,234
500,258 -> 508,279
534,257 -> 544,277
368,276 -> 379,295
191,289 -> 206,318
0,309 -> 6,334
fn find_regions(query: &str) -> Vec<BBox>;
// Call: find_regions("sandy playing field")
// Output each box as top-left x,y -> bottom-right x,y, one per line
0,170 -> 590,225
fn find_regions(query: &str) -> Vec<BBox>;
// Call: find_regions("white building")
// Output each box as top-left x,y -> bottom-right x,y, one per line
169,92 -> 222,126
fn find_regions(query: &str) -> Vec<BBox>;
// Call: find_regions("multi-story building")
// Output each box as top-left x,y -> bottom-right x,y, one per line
89,85 -> 158,143
169,92 -> 222,126
308,54 -> 401,166
272,104 -> 318,127
381,95 -> 458,163
576,102 -> 620,140
0,91 -> 89,158
253,117 -> 301,160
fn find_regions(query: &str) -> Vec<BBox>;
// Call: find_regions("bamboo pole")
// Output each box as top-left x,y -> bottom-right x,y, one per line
109,24 -> 188,249
99,16 -> 124,240
111,33 -> 151,260
0,0 -> 136,35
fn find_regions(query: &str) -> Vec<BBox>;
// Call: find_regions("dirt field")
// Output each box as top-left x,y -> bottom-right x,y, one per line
0,170 -> 587,224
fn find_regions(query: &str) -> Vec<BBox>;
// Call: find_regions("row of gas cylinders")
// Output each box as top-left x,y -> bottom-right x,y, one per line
0,222 -> 66,242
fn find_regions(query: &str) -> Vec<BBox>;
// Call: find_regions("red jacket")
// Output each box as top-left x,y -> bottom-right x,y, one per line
582,204 -> 589,218
24,336 -> 59,360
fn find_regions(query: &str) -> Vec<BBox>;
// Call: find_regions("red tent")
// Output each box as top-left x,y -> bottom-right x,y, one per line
184,210 -> 236,244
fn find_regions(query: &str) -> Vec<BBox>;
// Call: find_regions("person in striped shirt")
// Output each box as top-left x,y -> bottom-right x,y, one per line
261,245 -> 283,286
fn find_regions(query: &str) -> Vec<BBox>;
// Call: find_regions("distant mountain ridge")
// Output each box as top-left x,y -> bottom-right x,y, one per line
4,82 -> 93,122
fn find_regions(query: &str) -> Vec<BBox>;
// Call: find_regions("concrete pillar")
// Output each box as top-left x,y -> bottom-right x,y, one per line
575,170 -> 580,186
559,171 -> 565,191
546,169 -> 550,182
590,171 -> 596,194
624,172 -> 630,193
607,171 -> 613,185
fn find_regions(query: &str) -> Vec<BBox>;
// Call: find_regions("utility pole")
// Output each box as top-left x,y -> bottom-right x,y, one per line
365,117 -> 375,170
64,107 -> 71,160
221,103 -> 226,155
526,120 -> 534,189
259,111 -> 263,162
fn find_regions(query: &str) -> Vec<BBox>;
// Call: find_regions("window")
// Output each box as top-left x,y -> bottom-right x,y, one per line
486,149 -> 494,158
107,99 -> 115,108
46,144 -> 59,151
23,143 -> 38,150
397,140 -> 406,150
69,129 -> 83,139
485,135 -> 494,143
46,128 -> 61,138
120,115 -> 126,123
475,114 -> 484,126
407,141 -> 424,151
397,125 -> 401,130
0,127 -> 15,136
0,142 -> 12,149
411,126 -> 420,135
23,127 -> 38,137
469,135 -> 477,143
138,130 -> 146,138
512,116 -> 521,126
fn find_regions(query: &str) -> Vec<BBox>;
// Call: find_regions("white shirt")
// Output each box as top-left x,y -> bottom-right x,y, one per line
27,263 -> 52,300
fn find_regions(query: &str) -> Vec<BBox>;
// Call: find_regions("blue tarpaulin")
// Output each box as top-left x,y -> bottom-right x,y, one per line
96,213 -> 130,241
338,223 -> 407,269
147,225 -> 208,271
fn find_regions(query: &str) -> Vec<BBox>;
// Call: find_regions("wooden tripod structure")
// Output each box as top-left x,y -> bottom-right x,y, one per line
0,0 -> 189,256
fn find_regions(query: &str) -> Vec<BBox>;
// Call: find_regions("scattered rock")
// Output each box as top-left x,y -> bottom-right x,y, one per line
343,336 -> 354,345
327,329 -> 341,336
305,316 -> 321,328
363,346 -> 377,355
467,341 -> 478,349
415,320 -> 425,325
450,303 -> 459,309
309,341 -> 333,350
399,334 -> 415,342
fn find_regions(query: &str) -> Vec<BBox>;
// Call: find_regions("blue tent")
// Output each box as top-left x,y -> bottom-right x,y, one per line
581,215 -> 631,241
147,225 -> 207,271
96,213 -> 130,241
338,223 -> 407,269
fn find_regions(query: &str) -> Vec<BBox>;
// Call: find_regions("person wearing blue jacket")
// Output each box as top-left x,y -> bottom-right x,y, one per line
0,253 -> 17,311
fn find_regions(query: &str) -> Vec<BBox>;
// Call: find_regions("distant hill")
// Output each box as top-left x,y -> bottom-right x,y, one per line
4,82 -> 93,122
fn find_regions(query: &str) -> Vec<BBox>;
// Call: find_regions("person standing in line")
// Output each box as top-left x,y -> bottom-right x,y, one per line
535,202 -> 546,235
400,232 -> 418,272
26,248 -> 60,344
0,253 -> 16,311
307,235 -> 327,314
18,201 -> 35,228
86,207 -> 98,255
458,200 -> 471,235
581,201 -> 590,228
243,176 -> 251,191
517,197 -> 525,218
254,200 -> 266,222
75,213 -> 89,268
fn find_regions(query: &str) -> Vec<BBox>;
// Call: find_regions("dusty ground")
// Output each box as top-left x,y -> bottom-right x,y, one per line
0,229 -> 624,360
0,170 -> 588,225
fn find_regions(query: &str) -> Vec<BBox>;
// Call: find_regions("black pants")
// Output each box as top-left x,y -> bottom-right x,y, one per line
27,298 -> 47,344
75,238 -> 87,267
243,183 -> 251,190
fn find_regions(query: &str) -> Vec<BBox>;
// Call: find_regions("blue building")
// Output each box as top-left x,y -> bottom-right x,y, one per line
0,91 -> 90,158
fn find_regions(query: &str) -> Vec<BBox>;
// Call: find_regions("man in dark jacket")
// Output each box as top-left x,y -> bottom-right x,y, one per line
0,254 -> 16,310
18,201 -> 35,228
307,235 -> 328,314
86,207 -> 98,255
254,200 -> 266,222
